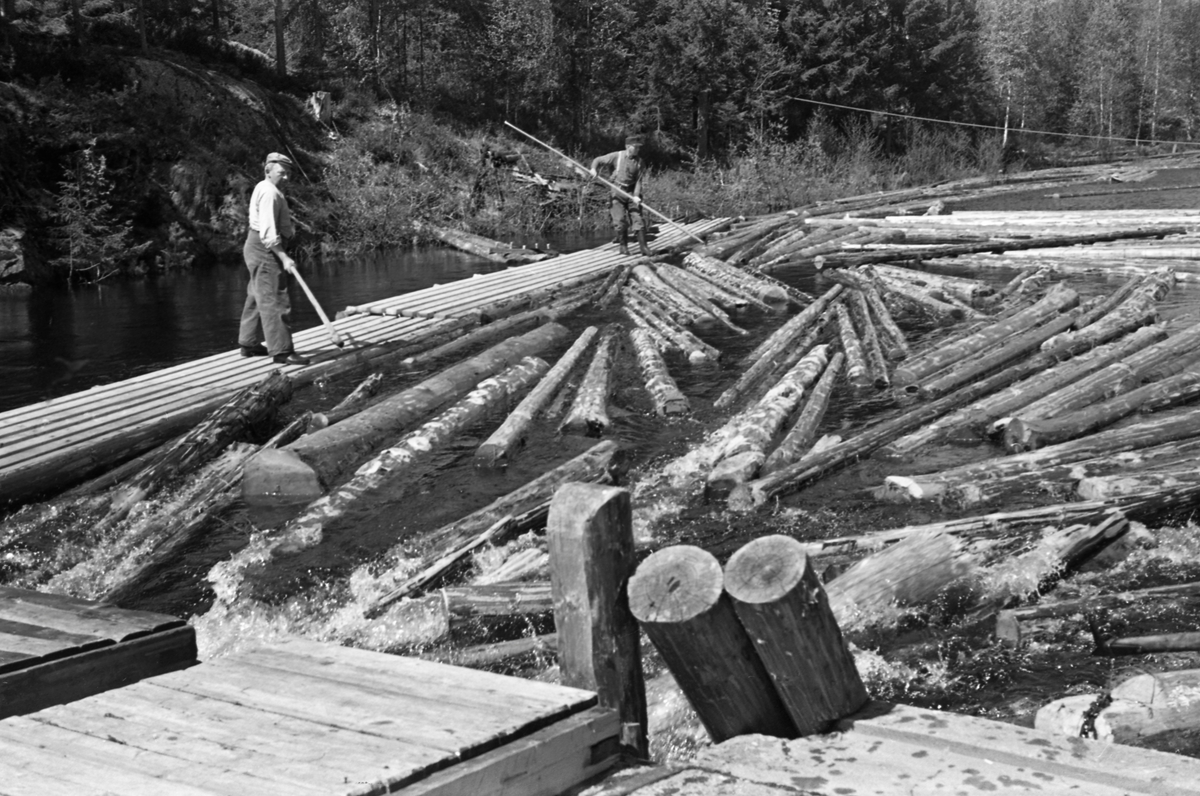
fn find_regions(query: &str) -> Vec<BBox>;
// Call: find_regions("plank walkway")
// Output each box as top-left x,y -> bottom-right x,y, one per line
0,219 -> 729,506
0,586 -> 197,720
0,636 -> 619,796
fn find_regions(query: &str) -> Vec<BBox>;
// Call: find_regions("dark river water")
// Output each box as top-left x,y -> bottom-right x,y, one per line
6,165 -> 1200,761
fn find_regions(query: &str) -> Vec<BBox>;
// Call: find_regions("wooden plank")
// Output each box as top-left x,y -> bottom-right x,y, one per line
0,649 -> 36,672
0,617 -> 109,647
0,625 -> 197,719
401,707 -> 620,796
0,586 -> 183,640
0,718 -> 321,796
0,629 -> 111,659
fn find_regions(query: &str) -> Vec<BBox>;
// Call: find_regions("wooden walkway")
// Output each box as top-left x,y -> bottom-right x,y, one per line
0,636 -> 618,795
0,219 -> 729,506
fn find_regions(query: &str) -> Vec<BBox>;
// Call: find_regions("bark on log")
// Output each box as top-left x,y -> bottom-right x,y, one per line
917,308 -> 1082,399
716,306 -> 834,412
426,633 -> 559,669
627,545 -> 798,742
476,326 -> 599,467
1005,367 -> 1200,453
662,262 -> 750,311
698,215 -> 796,261
1038,273 -> 1162,356
594,262 -> 635,309
654,264 -> 748,335
997,582 -> 1200,646
893,282 -> 1079,387
845,288 -> 890,387
308,373 -> 384,431
1098,632 -> 1200,656
1078,466 -> 1200,501
275,322 -> 570,490
548,484 -> 647,757
622,304 -> 676,355
833,301 -> 872,388
863,278 -> 909,360
870,263 -> 995,306
560,326 -> 618,437
393,310 -> 546,372
706,346 -> 831,497
883,405 -> 1200,505
724,535 -> 868,735
681,254 -> 778,309
421,581 -> 554,620
761,353 -> 845,476
748,226 -> 812,266
1008,320 -> 1200,426
631,264 -> 711,325
872,272 -> 965,324
622,287 -> 720,363
630,327 -> 690,416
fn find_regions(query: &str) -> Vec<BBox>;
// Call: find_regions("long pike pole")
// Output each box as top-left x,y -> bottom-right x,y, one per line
503,121 -> 706,247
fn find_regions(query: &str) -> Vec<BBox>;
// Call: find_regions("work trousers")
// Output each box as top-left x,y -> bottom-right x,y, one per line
239,231 -> 293,355
610,195 -> 646,234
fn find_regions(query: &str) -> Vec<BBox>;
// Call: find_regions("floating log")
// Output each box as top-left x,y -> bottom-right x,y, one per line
422,581 -> 553,620
630,328 -> 690,416
473,544 -> 548,585
547,484 -> 647,757
698,215 -> 796,261
427,633 -> 559,669
918,308 -> 1082,400
236,357 -> 550,588
308,373 -> 384,431
476,326 -> 599,467
654,264 -> 748,335
662,263 -> 749,311
996,582 -> 1200,646
1036,668 -> 1200,744
251,323 -> 571,496
1098,632 -> 1200,656
394,309 -> 546,372
747,226 -> 811,266
626,545 -> 797,742
893,282 -> 1079,388
1078,465 -> 1200,501
834,302 -> 872,389
622,286 -> 720,363
761,353 -> 844,477
416,221 -> 554,264
1008,320 -> 1200,426
707,346 -> 830,497
621,302 -> 676,355
1039,273 -> 1160,356
680,254 -> 777,310
870,263 -> 995,306
630,264 -> 710,325
826,529 -> 977,631
593,262 -> 634,309
724,535 -> 868,735
844,289 -> 889,387
560,327 -> 618,437
882,405 -> 1200,505
872,271 -> 965,324
1005,367 -> 1200,453
715,285 -> 842,411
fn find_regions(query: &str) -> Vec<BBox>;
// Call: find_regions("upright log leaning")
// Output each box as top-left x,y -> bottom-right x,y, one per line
548,484 -> 648,758
724,535 -> 868,736
560,326 -> 618,437
627,545 -> 797,742
476,326 -> 600,467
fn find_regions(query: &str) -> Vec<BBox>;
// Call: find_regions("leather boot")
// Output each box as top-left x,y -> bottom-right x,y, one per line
637,229 -> 651,257
618,231 -> 630,256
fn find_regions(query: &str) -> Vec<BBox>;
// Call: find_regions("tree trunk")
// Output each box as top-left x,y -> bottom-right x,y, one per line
761,353 -> 844,476
1005,368 -> 1200,453
630,328 -> 689,416
274,0 -> 286,76
627,545 -> 797,742
724,535 -> 868,735
476,326 -> 599,467
560,326 -> 618,437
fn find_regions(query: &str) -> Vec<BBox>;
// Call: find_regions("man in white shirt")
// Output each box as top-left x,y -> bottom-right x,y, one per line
238,152 -> 309,365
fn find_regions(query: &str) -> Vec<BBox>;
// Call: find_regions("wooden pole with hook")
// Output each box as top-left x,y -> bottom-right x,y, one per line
503,121 -> 707,247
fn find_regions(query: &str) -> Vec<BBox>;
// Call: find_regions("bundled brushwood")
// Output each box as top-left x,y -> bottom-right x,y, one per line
476,326 -> 600,467
946,437 -> 1200,509
681,253 -> 778,309
654,264 -> 748,334
844,288 -> 889,386
1039,270 -> 1171,356
918,308 -> 1082,399
308,373 -> 384,431
622,289 -> 719,364
1008,320 -> 1200,426
834,302 -> 872,389
706,346 -> 831,497
881,405 -> 1200,505
726,336 -> 1138,512
715,285 -> 843,410
594,262 -> 635,308
893,282 -> 1079,388
761,353 -> 845,476
269,322 -> 571,492
870,263 -> 995,306
630,327 -> 690,416
350,440 -> 620,617
872,271 -> 966,324
560,326 -> 619,437
1005,367 -> 1200,453
630,265 -> 709,325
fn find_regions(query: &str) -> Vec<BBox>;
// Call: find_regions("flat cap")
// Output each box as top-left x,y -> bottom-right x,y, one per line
265,152 -> 293,166
625,134 -> 645,146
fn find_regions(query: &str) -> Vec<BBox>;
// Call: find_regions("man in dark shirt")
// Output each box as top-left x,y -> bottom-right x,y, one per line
589,134 -> 650,256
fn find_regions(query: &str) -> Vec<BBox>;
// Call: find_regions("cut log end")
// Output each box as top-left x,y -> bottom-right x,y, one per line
627,545 -> 723,624
724,535 -> 811,604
